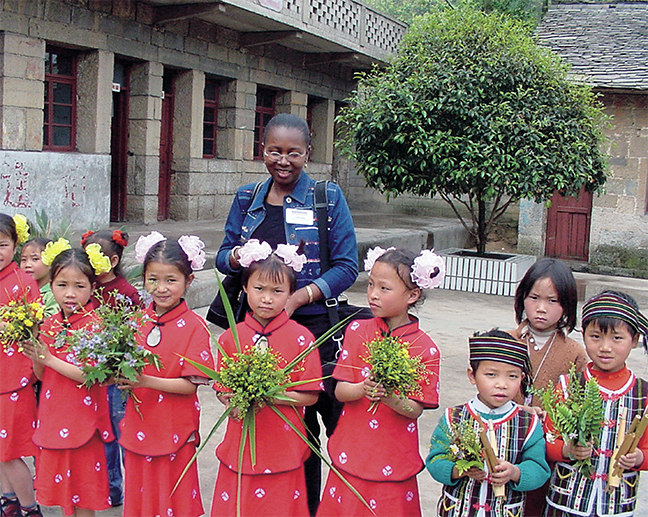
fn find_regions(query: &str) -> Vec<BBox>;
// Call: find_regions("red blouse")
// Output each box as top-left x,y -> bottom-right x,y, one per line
119,300 -> 215,456
328,316 -> 441,481
32,301 -> 114,449
0,262 -> 41,394
215,310 -> 323,475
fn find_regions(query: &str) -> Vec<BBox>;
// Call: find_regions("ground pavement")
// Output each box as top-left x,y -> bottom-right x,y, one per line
40,272 -> 648,516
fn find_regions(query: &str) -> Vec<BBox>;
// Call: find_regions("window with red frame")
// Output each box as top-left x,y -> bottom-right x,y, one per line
44,47 -> 77,151
203,79 -> 219,158
254,88 -> 276,159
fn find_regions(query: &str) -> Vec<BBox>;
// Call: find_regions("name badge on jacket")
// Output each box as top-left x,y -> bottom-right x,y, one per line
286,208 -> 314,225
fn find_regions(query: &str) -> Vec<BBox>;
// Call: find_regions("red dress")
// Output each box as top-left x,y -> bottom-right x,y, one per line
0,262 -> 40,461
119,300 -> 214,517
210,310 -> 323,517
95,274 -> 143,308
33,301 -> 114,515
318,317 -> 441,517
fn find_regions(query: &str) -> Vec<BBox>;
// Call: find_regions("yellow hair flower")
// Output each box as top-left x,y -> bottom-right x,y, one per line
85,243 -> 112,275
13,215 -> 29,244
41,238 -> 71,266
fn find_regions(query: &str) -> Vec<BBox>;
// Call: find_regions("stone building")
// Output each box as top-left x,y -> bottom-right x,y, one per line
518,2 -> 648,271
0,0 -> 405,228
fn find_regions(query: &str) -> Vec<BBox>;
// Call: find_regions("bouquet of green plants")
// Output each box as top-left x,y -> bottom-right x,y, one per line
363,334 -> 430,413
431,419 -> 485,474
0,299 -> 45,353
534,364 -> 604,476
64,293 -> 161,393
174,272 -> 372,516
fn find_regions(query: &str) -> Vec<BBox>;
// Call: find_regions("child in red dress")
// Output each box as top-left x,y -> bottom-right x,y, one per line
80,229 -> 143,507
317,247 -> 443,517
210,239 -> 323,517
0,214 -> 41,517
23,245 -> 114,517
118,232 -> 214,517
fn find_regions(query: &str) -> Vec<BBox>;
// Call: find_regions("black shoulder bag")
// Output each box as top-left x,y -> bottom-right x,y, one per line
206,182 -> 263,329
314,181 -> 373,357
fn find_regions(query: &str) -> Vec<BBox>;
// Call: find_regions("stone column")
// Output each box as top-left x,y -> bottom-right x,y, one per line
126,61 -> 163,224
76,49 -> 113,154
309,98 -> 335,164
218,79 -> 256,161
170,69 -> 204,220
0,32 -> 45,151
276,90 -> 307,119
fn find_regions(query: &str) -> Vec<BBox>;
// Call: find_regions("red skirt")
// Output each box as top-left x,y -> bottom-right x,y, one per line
123,441 -> 204,517
0,387 -> 38,461
317,469 -> 421,517
210,463 -> 308,517
35,431 -> 111,516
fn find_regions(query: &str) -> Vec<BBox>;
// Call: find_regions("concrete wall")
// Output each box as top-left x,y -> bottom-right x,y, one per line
518,91 -> 648,271
0,150 -> 110,228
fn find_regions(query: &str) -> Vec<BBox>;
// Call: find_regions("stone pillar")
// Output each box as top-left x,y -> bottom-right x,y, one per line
218,79 -> 255,161
310,98 -> 335,164
126,61 -> 163,224
276,90 -> 307,119
0,32 -> 45,151
76,50 -> 113,154
170,69 -> 204,220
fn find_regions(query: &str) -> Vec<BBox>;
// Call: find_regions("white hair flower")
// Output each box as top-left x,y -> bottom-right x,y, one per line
238,239 -> 272,268
135,231 -> 165,263
410,249 -> 445,290
178,235 -> 206,271
275,243 -> 307,272
363,246 -> 396,272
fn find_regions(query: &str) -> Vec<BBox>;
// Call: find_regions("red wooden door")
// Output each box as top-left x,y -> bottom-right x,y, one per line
158,74 -> 174,221
545,188 -> 592,262
110,69 -> 129,222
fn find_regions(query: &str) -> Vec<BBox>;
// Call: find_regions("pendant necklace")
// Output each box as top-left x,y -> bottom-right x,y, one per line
147,324 -> 162,347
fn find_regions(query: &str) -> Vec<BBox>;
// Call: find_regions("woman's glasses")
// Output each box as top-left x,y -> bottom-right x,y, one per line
263,150 -> 307,163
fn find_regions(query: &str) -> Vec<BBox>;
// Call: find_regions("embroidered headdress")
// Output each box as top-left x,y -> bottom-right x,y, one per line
469,333 -> 531,375
582,292 -> 648,349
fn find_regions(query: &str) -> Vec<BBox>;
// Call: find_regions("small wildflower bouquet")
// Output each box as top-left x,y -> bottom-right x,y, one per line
534,364 -> 604,477
64,293 -> 161,391
0,299 -> 45,353
431,419 -> 484,474
363,334 -> 430,413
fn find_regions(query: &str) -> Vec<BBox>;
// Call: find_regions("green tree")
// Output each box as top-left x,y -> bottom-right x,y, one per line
337,7 -> 607,254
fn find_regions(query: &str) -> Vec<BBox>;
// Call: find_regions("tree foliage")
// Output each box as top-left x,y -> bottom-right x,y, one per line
337,7 -> 608,254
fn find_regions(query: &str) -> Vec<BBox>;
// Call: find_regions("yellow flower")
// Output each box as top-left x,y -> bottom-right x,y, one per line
41,238 -> 71,266
13,215 -> 29,244
85,243 -> 112,275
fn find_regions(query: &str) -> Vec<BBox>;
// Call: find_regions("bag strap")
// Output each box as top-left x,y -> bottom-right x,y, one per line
314,181 -> 344,348
246,181 -> 263,212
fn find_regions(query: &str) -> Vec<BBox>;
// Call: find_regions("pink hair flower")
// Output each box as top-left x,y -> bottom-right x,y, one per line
410,249 -> 446,290
178,235 -> 206,271
238,239 -> 272,268
135,231 -> 166,263
275,243 -> 307,272
364,246 -> 395,272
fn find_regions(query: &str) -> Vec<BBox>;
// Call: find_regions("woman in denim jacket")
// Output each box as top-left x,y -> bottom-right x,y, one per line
215,113 -> 359,516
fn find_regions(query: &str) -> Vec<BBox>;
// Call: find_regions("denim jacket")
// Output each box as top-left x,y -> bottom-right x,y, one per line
216,172 -> 359,316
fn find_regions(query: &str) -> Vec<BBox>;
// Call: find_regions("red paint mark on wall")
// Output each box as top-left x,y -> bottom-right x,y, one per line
63,173 -> 86,207
1,161 -> 32,208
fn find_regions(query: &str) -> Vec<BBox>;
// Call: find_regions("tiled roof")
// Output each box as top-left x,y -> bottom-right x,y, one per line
537,2 -> 648,90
